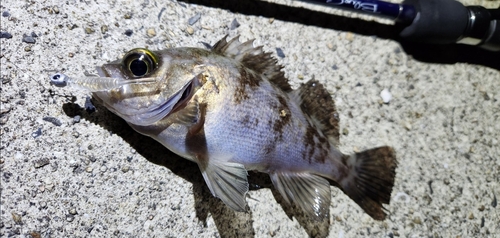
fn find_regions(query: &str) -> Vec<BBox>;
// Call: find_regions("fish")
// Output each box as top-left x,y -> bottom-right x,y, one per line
51,35 -> 397,220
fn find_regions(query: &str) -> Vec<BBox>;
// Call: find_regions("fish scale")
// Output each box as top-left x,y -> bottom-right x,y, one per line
51,35 -> 397,221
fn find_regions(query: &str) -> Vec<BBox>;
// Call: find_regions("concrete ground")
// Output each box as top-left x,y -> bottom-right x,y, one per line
1,0 -> 499,237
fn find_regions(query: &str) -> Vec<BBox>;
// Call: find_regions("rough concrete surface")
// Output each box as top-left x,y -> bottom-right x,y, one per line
1,0 -> 499,237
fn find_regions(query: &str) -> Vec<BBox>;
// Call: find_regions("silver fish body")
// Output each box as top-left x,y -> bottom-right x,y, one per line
90,36 -> 397,220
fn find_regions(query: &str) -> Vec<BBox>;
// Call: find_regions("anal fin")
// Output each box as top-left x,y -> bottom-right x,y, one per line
199,160 -> 249,212
270,171 -> 331,220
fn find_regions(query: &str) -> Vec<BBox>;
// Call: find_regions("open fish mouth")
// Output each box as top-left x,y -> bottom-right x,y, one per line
169,77 -> 196,115
95,66 -> 199,126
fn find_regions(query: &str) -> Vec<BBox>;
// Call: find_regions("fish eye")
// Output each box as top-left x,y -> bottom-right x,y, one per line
123,49 -> 159,77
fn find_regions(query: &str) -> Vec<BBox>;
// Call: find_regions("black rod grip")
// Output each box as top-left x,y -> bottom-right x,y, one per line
399,0 -> 469,44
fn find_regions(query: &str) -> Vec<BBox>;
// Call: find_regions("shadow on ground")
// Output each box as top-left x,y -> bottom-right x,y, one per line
59,99 -> 328,237
61,97 -> 332,237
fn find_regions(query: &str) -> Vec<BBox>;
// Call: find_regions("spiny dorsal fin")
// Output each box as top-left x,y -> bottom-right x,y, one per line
212,35 -> 292,92
292,79 -> 340,146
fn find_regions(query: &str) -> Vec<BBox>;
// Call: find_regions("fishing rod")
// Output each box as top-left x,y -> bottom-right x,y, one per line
300,0 -> 500,51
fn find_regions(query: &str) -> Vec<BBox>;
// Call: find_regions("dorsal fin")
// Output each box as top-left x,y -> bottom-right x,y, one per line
212,35 -> 292,92
292,79 -> 340,146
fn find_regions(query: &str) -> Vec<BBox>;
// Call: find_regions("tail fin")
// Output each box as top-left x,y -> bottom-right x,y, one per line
340,146 -> 397,220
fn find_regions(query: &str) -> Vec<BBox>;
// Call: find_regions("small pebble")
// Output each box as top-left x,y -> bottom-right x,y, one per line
68,24 -> 78,30
85,27 -> 95,34
53,6 -> 60,14
22,36 -> 36,44
2,11 -> 10,17
492,193 -> 497,207
101,25 -> 108,34
380,88 -> 392,104
24,46 -> 31,52
230,18 -> 240,30
482,92 -> 490,100
85,167 -> 93,173
124,13 -> 132,19
84,96 -> 95,112
73,115 -> 81,123
30,232 -> 41,238
403,121 -> 412,131
124,29 -> 133,36
121,166 -> 130,173
88,156 -> 97,162
11,212 -> 22,224
69,208 -> 77,215
188,13 -> 201,25
269,18 -> 274,24
33,158 -> 50,168
32,128 -> 42,138
31,32 -> 38,37
146,28 -> 156,37
185,26 -> 194,35
345,32 -> 354,41
43,116 -> 62,126
276,48 -> 285,58
72,131 -> 80,138
66,215 -> 74,222
100,165 -> 108,172
0,31 -> 12,39
342,128 -> 349,135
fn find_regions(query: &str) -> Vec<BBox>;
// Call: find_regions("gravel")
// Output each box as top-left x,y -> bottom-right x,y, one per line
1,0 -> 499,237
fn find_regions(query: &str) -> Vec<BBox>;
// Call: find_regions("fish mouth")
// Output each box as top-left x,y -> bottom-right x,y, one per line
131,78 -> 196,125
168,78 -> 196,115
95,66 -> 198,126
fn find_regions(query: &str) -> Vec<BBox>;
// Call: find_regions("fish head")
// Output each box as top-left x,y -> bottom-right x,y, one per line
94,48 -> 205,126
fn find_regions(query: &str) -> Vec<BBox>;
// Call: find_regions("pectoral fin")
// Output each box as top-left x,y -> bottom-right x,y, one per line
171,97 -> 202,124
199,160 -> 249,211
270,171 -> 331,220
